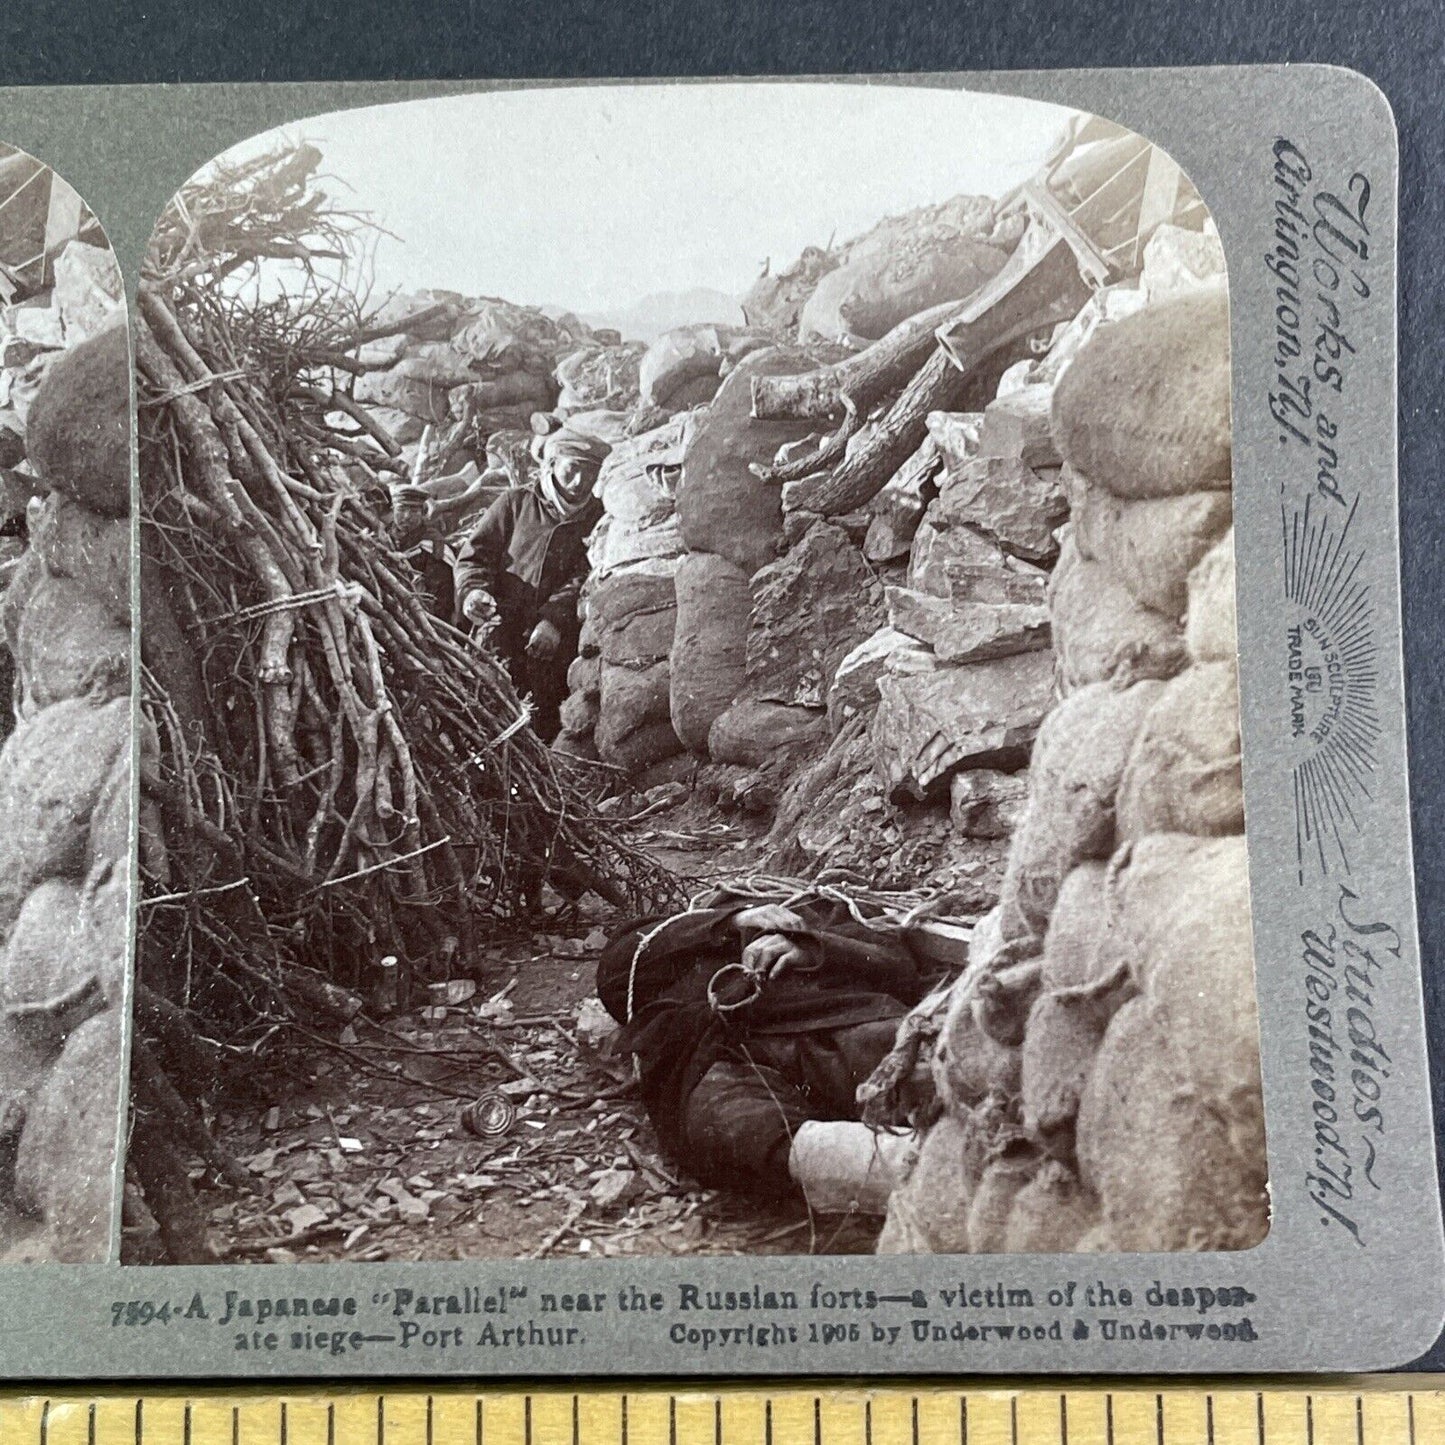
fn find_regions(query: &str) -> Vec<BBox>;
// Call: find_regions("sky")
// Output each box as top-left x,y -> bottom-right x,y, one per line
214,83 -> 1079,319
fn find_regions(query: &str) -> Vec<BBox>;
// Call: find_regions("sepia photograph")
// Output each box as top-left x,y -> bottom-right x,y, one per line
0,142 -> 131,1262
125,83 -> 1266,1267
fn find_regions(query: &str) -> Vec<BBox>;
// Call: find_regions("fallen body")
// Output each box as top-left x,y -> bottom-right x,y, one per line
596,894 -> 928,1215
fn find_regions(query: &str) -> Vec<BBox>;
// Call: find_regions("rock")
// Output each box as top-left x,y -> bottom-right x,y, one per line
932,455 -> 1068,564
1052,288 -> 1232,500
1064,467 -> 1234,619
677,347 -> 829,576
1185,530 -> 1237,663
885,587 -> 1050,664
862,438 -> 942,562
977,386 -> 1059,468
996,679 -> 1163,954
950,768 -> 1029,839
743,522 -> 884,709
51,242 -> 125,343
908,517 -> 1049,606
826,627 -> 935,730
1049,535 -> 1187,691
1115,660 -> 1244,843
708,699 -> 825,768
27,493 -> 131,625
871,651 -> 1054,803
590,1167 -> 642,1210
1141,223 -> 1227,303
924,411 -> 984,471
15,572 -> 130,714
23,324 -> 131,518
13,1008 -> 124,1262
669,552 -> 751,753
0,696 -> 129,937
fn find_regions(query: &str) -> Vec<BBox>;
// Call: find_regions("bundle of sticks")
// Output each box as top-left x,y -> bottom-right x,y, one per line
135,146 -> 676,1049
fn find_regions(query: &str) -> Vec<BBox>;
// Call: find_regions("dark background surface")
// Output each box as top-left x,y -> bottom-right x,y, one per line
1,0 -> 1442,1367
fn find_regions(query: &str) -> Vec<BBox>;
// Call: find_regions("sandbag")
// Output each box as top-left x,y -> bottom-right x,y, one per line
1019,990 -> 1111,1133
1002,1161 -> 1101,1254
599,604 -> 676,666
555,343 -> 643,414
29,493 -> 131,624
0,696 -> 128,937
87,748 -> 131,871
596,661 -> 671,752
23,324 -> 131,519
351,369 -> 452,423
677,348 -> 822,577
1076,997 -> 1268,1252
588,572 -> 676,631
597,720 -> 684,773
587,514 -> 685,577
566,653 -> 601,696
875,1114 -> 975,1254
1051,289 -> 1232,501
1185,529 -> 1238,663
800,233 -> 1007,343
1,545 -> 44,651
932,979 -> 1022,1114
670,552 -> 751,753
76,860 -> 129,1009
1114,660 -> 1244,842
1041,862 -> 1112,992
15,572 -> 130,713
1104,833 -> 1262,1109
13,1007 -> 125,1262
558,691 -> 600,736
553,729 -> 599,762
1049,535 -> 1187,691
967,1150 -> 1040,1254
996,679 -> 1163,952
639,326 -> 761,409
1064,467 -> 1234,619
0,878 -> 96,1059
708,699 -> 825,768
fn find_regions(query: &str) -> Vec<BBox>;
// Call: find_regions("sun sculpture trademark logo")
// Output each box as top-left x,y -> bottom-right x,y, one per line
1283,496 -> 1381,882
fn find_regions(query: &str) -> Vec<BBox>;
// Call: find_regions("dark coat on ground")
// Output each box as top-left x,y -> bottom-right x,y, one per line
597,899 -> 931,1195
453,486 -> 602,739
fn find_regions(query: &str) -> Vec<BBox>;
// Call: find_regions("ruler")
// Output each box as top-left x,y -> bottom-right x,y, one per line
0,1384 -> 1440,1445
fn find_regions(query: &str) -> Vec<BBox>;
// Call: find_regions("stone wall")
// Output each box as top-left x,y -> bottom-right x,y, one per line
875,244 -> 1269,1256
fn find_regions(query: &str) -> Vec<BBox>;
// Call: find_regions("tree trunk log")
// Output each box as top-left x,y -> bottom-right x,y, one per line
750,297 -> 968,423
784,234 -> 1094,518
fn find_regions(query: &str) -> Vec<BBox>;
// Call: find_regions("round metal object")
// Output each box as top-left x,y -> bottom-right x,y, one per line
461,1091 -> 516,1139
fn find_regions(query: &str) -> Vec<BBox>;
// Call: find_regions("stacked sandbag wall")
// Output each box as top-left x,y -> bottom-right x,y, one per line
556,416 -> 690,781
350,291 -> 598,463
878,275 -> 1268,1257
0,319 -> 132,1262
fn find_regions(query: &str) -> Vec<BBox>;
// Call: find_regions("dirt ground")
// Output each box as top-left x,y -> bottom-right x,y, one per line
182,794 -> 885,1264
